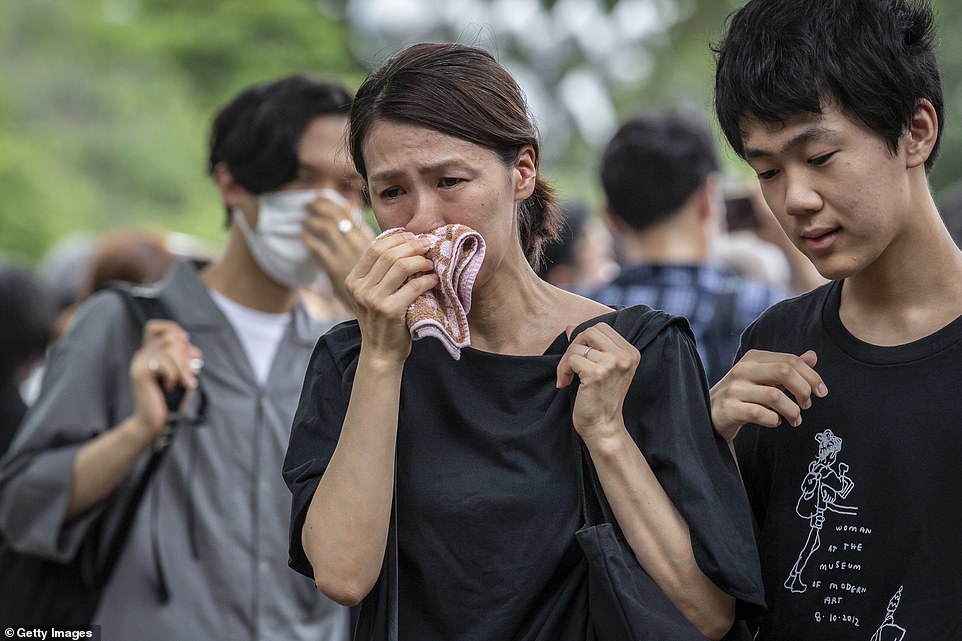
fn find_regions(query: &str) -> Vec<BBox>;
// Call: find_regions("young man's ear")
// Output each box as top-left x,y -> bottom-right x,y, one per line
905,98 -> 939,170
213,163 -> 251,210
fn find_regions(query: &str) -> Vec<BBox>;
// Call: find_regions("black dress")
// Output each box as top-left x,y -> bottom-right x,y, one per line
284,306 -> 764,641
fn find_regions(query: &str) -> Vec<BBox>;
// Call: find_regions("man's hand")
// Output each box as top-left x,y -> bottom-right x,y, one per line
710,349 -> 827,443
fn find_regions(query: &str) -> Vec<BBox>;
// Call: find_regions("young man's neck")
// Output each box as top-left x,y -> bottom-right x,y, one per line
201,231 -> 298,314
841,191 -> 962,345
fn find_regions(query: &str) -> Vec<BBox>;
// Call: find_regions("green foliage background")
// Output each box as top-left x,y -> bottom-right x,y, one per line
2,0 -> 961,264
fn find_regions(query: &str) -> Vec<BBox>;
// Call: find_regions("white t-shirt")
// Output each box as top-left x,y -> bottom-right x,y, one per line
210,290 -> 290,387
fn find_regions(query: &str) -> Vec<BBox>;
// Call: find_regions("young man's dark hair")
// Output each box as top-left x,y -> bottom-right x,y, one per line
600,109 -> 719,231
714,0 -> 944,171
208,74 -> 353,222
709,1 -> 962,638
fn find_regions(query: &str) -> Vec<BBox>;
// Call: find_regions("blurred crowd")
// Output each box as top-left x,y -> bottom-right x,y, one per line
1,3 -> 960,636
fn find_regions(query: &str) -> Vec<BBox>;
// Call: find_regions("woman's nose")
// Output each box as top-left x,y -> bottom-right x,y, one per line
405,191 -> 446,234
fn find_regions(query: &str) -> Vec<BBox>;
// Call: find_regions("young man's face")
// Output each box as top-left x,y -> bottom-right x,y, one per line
740,105 -> 914,281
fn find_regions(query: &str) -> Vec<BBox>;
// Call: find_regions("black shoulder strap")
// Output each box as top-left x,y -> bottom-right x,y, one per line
91,284 -> 181,589
705,287 -> 739,385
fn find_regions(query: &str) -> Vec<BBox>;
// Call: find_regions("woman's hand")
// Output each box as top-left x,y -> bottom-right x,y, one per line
710,349 -> 827,443
302,194 -> 375,306
344,231 -> 438,364
557,322 -> 640,443
128,320 -> 203,440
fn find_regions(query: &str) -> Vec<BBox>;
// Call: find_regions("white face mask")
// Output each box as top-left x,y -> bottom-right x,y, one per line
234,188 -> 356,289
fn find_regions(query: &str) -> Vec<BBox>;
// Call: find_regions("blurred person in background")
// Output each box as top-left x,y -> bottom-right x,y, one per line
584,109 -> 788,385
715,186 -> 827,295
536,201 -> 619,291
0,262 -> 56,457
51,227 -> 177,341
0,73 -> 371,640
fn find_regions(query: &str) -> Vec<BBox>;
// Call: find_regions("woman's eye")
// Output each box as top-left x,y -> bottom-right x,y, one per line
810,151 -> 837,166
757,169 -> 779,181
380,187 -> 402,199
439,177 -> 462,188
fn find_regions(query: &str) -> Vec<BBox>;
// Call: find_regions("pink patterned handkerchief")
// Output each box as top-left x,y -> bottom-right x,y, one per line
377,224 -> 485,359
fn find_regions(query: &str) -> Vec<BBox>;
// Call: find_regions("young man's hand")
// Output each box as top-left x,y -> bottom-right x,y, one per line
710,349 -> 828,443
128,320 -> 203,441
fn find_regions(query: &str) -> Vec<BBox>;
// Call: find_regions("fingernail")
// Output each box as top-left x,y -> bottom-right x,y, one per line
792,416 -> 802,427
801,398 -> 812,410
190,358 -> 204,371
817,383 -> 828,397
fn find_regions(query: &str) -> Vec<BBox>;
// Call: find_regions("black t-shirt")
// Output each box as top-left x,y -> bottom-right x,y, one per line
735,280 -> 962,640
285,306 -> 763,641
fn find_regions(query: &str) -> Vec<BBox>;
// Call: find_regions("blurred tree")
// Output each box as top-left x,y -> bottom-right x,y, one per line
2,0 -> 961,263
0,0 -> 362,263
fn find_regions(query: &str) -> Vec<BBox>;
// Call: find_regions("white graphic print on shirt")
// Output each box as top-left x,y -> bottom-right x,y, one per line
785,429 -> 858,594
869,586 -> 906,641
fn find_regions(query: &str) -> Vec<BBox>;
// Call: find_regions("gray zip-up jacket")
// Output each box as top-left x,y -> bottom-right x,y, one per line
0,261 -> 348,641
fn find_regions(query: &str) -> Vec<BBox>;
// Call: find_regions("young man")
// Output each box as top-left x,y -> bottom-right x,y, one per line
710,0 -> 962,639
0,75 -> 372,640
586,109 -> 786,384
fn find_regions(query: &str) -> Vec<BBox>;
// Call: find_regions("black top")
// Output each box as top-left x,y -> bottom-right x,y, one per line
285,306 -> 764,641
735,281 -> 962,640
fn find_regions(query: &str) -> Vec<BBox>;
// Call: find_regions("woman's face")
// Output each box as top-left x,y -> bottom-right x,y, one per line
362,119 -> 536,282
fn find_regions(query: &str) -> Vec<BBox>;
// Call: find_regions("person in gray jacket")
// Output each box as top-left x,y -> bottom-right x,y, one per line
0,74 -> 373,641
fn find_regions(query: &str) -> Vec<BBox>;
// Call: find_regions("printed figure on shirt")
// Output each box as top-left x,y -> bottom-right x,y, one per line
785,429 -> 857,593
870,587 -> 906,641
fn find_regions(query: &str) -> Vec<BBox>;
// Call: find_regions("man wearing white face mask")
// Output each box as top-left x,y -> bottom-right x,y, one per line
0,74 -> 371,641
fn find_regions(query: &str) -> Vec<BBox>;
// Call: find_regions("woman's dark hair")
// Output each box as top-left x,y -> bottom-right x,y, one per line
714,0 -> 944,171
349,43 -> 562,269
208,74 -> 353,219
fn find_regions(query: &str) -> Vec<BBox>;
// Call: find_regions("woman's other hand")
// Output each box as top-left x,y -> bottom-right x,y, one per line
557,322 -> 640,444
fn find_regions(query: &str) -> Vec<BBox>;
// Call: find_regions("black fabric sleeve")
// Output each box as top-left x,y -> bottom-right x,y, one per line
618,311 -> 765,608
283,322 -> 360,579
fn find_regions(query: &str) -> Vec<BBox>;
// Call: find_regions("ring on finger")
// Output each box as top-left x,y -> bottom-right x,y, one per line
148,358 -> 160,372
582,345 -> 593,359
337,219 -> 354,233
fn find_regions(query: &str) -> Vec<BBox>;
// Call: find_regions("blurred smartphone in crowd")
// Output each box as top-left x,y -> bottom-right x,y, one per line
724,196 -> 760,231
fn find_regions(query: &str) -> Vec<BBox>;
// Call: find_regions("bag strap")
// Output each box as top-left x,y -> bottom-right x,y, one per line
704,286 -> 739,384
571,307 -> 648,534
575,437 -> 617,530
387,459 -> 399,641
90,283 -> 201,589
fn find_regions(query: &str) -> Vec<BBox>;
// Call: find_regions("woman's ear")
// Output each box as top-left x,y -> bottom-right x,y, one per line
513,145 -> 537,200
904,98 -> 939,170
